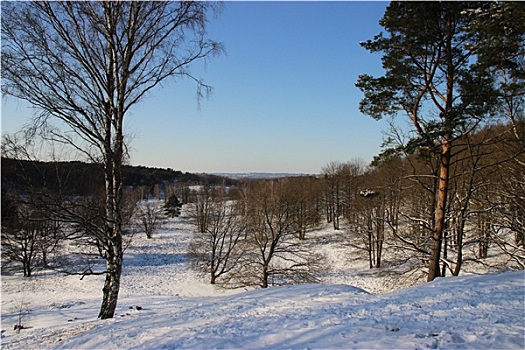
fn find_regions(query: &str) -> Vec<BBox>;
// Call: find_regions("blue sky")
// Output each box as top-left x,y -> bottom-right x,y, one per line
2,1 -> 390,174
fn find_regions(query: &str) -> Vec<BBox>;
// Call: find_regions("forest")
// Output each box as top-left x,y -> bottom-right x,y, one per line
1,157 -> 239,196
145,118 -> 522,288
2,116 -> 524,288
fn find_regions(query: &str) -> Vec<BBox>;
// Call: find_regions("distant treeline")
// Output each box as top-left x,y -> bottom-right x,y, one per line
1,157 -> 239,196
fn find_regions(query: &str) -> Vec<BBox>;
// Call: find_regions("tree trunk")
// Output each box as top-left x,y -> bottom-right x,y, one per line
453,214 -> 467,276
441,230 -> 448,277
99,151 -> 124,319
367,215 -> 373,269
210,248 -> 217,284
428,144 -> 451,281
376,238 -> 382,268
368,230 -> 373,269
453,231 -> 464,276
376,223 -> 383,268
98,102 -> 125,319
333,212 -> 339,230
98,238 -> 123,319
262,264 -> 269,288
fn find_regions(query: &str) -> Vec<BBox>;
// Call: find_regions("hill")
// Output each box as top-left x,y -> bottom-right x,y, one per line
213,172 -> 313,180
1,157 -> 239,196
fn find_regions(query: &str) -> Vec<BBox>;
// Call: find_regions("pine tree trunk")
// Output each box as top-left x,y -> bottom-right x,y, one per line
428,144 -> 451,281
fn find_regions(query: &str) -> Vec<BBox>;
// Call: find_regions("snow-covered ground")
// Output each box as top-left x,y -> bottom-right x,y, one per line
2,208 -> 524,349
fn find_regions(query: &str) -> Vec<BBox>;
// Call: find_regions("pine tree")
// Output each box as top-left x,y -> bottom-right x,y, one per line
356,2 -> 508,281
164,195 -> 183,218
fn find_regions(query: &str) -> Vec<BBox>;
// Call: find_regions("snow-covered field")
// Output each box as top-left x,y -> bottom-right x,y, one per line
2,208 -> 524,349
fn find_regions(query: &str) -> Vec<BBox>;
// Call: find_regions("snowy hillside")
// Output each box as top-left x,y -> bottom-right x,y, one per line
2,209 -> 524,349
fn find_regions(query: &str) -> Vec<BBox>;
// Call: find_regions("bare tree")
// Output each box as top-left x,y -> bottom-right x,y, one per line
482,126 -> 525,268
285,176 -> 322,240
1,194 -> 63,277
136,202 -> 165,239
321,162 -> 343,230
475,2 -> 525,268
348,188 -> 385,269
1,1 -> 222,319
188,185 -> 215,234
1,210 -> 40,277
234,179 -> 325,288
321,161 -> 365,230
188,195 -> 245,285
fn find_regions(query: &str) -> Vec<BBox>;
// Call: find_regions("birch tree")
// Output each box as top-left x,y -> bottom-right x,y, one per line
1,1 -> 222,319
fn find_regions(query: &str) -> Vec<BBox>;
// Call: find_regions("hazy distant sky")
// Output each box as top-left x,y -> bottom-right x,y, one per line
1,1 -> 391,174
